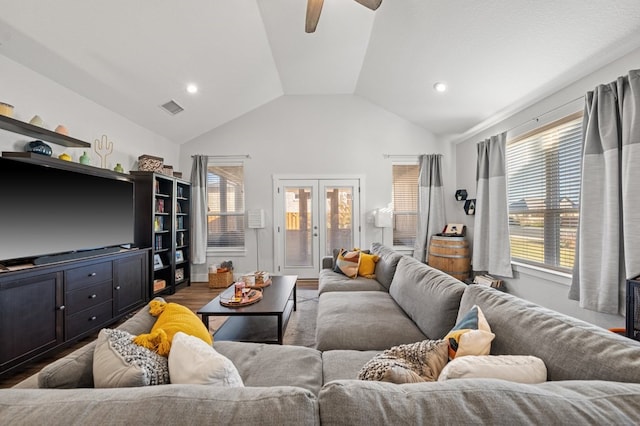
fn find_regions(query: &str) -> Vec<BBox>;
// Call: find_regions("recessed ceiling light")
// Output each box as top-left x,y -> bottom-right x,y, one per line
186,84 -> 198,94
433,82 -> 447,93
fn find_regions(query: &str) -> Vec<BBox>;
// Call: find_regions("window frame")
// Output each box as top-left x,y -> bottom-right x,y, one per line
391,161 -> 420,249
506,111 -> 583,273
206,160 -> 246,253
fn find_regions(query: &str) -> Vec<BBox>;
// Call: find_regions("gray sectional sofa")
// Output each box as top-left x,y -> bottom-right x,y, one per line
2,243 -> 640,425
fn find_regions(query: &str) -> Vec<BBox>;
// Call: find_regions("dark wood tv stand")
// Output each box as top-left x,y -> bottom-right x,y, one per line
0,248 -> 149,378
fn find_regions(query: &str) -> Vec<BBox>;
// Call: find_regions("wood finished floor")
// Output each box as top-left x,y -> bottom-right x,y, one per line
0,279 -> 318,389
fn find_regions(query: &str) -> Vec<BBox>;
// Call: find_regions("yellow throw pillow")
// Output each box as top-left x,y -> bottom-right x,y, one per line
358,252 -> 380,278
133,300 -> 212,356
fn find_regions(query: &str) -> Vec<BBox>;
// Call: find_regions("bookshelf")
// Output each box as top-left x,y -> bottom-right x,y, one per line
132,171 -> 191,297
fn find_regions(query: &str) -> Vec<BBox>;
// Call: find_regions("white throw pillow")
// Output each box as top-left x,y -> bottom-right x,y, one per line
438,355 -> 547,384
168,332 -> 244,387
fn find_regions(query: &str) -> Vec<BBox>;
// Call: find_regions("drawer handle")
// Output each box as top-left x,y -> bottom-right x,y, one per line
89,294 -> 97,299
88,272 -> 97,277
89,316 -> 97,321
57,305 -> 65,311
115,286 -> 121,291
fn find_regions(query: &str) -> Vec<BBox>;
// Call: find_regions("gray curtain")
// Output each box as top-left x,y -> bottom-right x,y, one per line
472,132 -> 513,277
413,154 -> 446,263
190,155 -> 208,265
569,70 -> 640,314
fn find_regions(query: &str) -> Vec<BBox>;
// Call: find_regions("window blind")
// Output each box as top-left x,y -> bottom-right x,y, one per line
506,113 -> 582,271
392,164 -> 419,247
207,164 -> 245,248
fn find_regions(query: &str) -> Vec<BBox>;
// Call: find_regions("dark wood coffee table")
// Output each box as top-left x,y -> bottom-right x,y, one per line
197,275 -> 297,344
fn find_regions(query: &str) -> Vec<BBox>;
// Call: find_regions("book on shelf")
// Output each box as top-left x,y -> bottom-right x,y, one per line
155,199 -> 164,213
473,274 -> 503,289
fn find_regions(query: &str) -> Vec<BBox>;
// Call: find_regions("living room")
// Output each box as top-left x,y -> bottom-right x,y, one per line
2,2 -> 640,423
1,2 -> 638,331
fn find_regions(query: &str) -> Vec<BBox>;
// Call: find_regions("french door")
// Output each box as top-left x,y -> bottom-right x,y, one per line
274,178 -> 361,278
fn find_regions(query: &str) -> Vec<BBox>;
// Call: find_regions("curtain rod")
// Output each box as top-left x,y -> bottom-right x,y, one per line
191,154 -> 251,159
383,154 -> 442,159
503,95 -> 584,135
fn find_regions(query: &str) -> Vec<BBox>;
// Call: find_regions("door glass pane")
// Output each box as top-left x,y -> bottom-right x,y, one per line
285,187 -> 313,267
324,186 -> 353,255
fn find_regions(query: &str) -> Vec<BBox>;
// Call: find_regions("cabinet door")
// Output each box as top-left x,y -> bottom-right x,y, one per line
0,272 -> 63,372
113,252 -> 148,316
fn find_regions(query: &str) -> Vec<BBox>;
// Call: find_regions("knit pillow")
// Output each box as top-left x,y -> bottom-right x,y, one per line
438,355 -> 547,383
358,252 -> 380,278
444,305 -> 494,360
133,300 -> 212,356
333,249 -> 361,278
358,339 -> 449,384
93,328 -> 169,387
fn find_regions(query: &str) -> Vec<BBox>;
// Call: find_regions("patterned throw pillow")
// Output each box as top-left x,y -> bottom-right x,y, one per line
358,252 -> 380,278
444,305 -> 495,360
358,339 -> 449,384
333,249 -> 361,278
134,300 -> 213,356
93,328 -> 169,387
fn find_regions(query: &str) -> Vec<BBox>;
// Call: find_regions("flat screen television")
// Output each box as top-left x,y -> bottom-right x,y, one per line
0,157 -> 134,265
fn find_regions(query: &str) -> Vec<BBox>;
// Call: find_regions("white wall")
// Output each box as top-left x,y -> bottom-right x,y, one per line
0,55 -> 179,170
179,95 -> 456,279
453,46 -> 640,329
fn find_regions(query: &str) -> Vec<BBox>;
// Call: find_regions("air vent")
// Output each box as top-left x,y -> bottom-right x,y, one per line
160,100 -> 184,115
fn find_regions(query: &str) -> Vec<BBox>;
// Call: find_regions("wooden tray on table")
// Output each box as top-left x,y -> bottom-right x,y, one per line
219,287 -> 263,307
248,278 -> 272,289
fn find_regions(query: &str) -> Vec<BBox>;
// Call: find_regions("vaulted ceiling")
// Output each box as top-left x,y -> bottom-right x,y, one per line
1,0 -> 639,144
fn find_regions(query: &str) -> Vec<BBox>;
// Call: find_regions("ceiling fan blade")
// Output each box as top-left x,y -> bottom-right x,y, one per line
354,0 -> 382,11
306,0 -> 324,33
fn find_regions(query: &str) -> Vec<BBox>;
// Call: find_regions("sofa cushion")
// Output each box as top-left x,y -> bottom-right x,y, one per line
459,285 -> 640,382
358,339 -> 449,383
168,332 -> 243,387
318,379 -> 640,425
134,300 -> 212,356
213,341 -> 323,395
389,256 -> 467,339
371,242 -> 404,290
38,300 -> 159,389
318,269 -> 386,295
438,355 -> 547,384
444,305 -> 494,359
0,385 -> 320,426
322,350 -> 380,384
316,291 -> 427,351
93,328 -> 169,388
333,249 -> 361,278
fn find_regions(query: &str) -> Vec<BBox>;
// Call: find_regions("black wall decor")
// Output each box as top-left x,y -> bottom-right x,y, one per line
455,189 -> 468,201
464,199 -> 476,215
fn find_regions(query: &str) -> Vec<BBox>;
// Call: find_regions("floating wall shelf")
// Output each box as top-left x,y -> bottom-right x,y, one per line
0,114 -> 91,148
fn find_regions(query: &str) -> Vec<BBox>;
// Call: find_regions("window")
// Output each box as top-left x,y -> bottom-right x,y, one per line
207,163 -> 245,249
506,112 -> 582,272
392,163 -> 419,247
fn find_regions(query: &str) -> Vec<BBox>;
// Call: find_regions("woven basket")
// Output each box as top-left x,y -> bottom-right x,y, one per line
138,155 -> 164,172
161,165 -> 174,176
209,271 -> 233,288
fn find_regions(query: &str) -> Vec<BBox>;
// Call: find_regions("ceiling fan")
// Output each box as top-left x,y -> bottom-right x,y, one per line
306,0 -> 383,33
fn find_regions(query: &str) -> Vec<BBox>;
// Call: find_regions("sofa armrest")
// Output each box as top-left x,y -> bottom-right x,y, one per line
322,256 -> 334,270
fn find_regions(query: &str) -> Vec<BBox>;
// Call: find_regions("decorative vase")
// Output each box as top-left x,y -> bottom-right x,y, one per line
113,163 -> 124,173
79,151 -> 91,165
25,140 -> 53,156
29,115 -> 44,127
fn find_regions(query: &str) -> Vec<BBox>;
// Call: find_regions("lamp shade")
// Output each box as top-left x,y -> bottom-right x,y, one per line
374,208 -> 393,228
